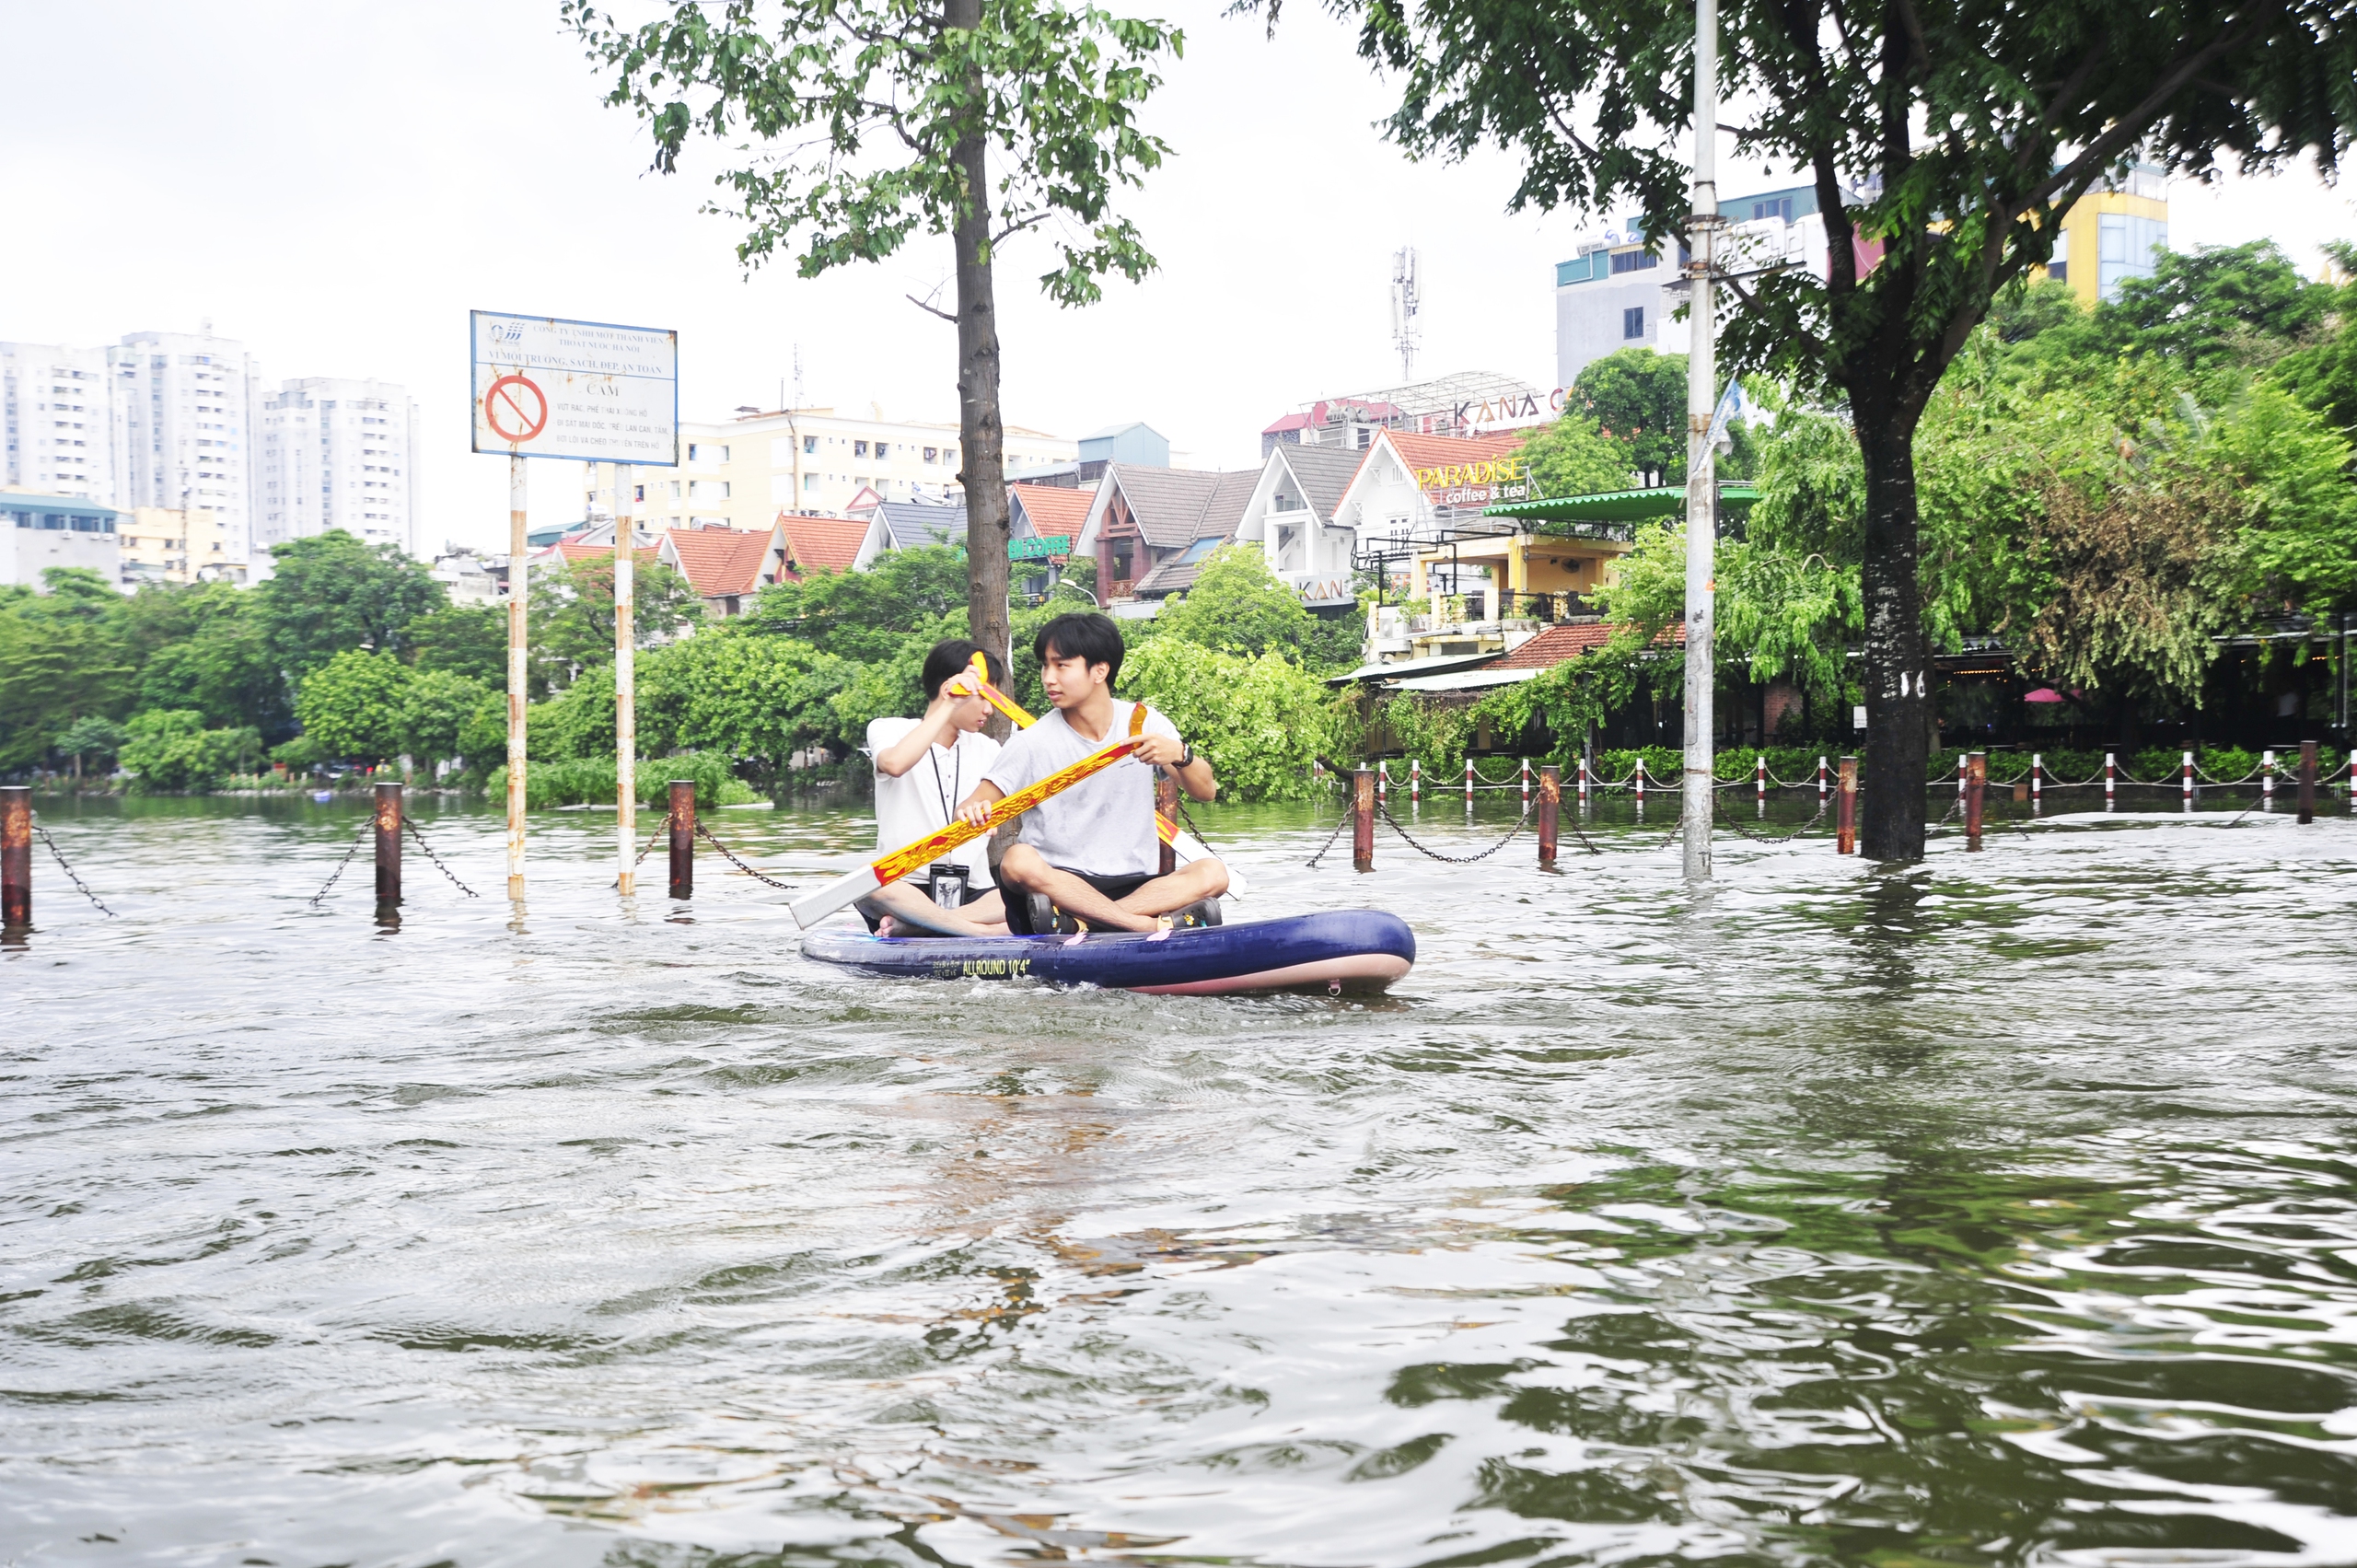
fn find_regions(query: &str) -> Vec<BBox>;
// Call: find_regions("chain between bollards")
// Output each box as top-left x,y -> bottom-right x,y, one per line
30,819 -> 116,917
308,818 -> 373,907
401,819 -> 481,897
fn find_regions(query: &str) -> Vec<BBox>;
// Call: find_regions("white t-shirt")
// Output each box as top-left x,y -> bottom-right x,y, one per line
866,717 -> 1003,889
981,700 -> 1179,877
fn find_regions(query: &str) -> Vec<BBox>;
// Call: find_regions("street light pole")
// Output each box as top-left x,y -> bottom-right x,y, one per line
1681,0 -> 1720,882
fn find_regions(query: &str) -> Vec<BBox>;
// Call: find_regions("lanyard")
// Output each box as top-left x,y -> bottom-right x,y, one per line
925,738 -> 960,826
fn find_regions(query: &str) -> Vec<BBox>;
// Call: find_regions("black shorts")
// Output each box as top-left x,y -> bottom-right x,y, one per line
1003,868 -> 1155,935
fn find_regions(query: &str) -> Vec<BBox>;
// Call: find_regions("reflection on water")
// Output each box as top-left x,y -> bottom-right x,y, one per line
5,792 -> 2356,1566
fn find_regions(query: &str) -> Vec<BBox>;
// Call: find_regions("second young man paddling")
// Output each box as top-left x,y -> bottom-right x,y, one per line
863,639 -> 1012,936
957,612 -> 1226,934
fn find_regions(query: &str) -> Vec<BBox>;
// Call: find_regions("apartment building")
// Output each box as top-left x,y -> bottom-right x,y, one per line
107,328 -> 264,563
256,377 -> 419,558
119,505 -> 245,586
601,406 -> 1077,531
0,342 -> 114,501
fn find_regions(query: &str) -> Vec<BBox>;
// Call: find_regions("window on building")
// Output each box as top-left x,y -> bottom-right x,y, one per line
874,443 -> 889,460
923,447 -> 938,463
1622,306 -> 1646,340
689,480 -> 729,500
804,472 -> 819,492
1748,197 -> 1794,223
688,442 -> 731,463
853,440 -> 868,457
1609,249 -> 1659,274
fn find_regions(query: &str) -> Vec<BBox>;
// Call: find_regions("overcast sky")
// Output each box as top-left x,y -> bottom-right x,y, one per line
5,1 -> 2351,552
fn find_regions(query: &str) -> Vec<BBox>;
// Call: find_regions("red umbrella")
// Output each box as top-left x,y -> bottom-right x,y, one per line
2023,688 -> 2066,703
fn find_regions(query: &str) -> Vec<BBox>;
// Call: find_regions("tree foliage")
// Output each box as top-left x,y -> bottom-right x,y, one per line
527,552 -> 702,697
254,530 -> 445,679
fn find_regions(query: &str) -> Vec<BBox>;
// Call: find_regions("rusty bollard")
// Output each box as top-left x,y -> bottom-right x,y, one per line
668,780 -> 696,900
374,782 -> 402,909
1156,767 -> 1179,877
2299,738 -> 2317,824
1352,766 -> 1376,872
1837,756 -> 1858,855
1538,763 -> 1561,865
1965,751 -> 1987,850
2,785 -> 30,928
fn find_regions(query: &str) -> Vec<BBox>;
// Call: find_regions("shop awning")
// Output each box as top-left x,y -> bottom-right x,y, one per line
1483,482 -> 1759,527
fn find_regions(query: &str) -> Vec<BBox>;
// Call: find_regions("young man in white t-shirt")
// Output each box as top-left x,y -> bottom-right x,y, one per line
956,612 -> 1225,935
863,639 -> 1009,935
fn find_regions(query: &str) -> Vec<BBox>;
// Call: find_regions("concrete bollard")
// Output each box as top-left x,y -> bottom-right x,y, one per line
1464,758 -> 1474,808
2031,753 -> 2042,812
1538,763 -> 1561,865
669,779 -> 697,898
1756,754 -> 1766,807
1837,756 -> 1858,854
1965,751 -> 1987,850
1577,754 -> 1590,806
2299,739 -> 2317,824
2105,751 -> 2117,810
1410,758 -> 1421,805
1352,767 -> 1376,872
1817,754 -> 1829,801
1,785 -> 29,928
1376,759 -> 1389,805
2264,749 -> 2276,809
1633,755 -> 1646,807
2182,749 -> 2195,810
374,782 -> 403,908
1520,756 -> 1531,807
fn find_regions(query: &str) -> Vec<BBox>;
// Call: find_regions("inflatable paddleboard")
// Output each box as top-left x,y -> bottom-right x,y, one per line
801,909 -> 1414,995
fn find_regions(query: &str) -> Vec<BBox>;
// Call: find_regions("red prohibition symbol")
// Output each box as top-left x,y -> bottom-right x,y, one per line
483,374 -> 548,444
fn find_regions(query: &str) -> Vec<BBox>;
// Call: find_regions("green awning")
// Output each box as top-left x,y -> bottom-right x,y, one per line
1483,483 -> 1759,526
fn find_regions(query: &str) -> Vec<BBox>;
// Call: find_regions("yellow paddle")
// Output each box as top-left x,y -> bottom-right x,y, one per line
788,724 -> 1150,929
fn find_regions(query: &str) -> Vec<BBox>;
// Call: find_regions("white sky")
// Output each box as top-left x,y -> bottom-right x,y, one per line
4,1 -> 2351,552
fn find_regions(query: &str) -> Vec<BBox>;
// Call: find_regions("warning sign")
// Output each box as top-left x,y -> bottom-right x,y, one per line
470,310 -> 677,465
482,374 -> 548,444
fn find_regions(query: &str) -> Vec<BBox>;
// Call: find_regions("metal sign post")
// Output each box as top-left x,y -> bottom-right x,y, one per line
1681,0 -> 1720,883
472,312 -> 678,900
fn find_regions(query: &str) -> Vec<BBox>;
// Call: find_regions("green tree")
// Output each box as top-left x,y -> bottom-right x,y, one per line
119,709 -> 262,793
2270,242 -> 2357,436
0,578 -> 133,769
566,0 -> 1181,684
1118,637 -> 1341,802
744,544 -> 968,663
2106,240 -> 2334,377
54,715 -> 130,780
255,531 -> 447,680
640,629 -> 847,781
296,650 -> 414,764
399,668 -> 495,766
1300,0 -> 2357,859
1571,349 -> 1689,482
127,584 -> 288,738
1156,544 -> 1320,659
528,552 -> 702,696
1516,409 -> 1636,500
407,604 -> 508,685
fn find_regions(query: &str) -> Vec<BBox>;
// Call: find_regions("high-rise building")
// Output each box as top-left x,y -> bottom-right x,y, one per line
107,329 -> 264,562
256,377 -> 419,559
0,342 -> 114,501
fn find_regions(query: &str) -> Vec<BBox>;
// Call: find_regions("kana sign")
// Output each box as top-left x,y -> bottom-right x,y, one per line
470,310 -> 679,466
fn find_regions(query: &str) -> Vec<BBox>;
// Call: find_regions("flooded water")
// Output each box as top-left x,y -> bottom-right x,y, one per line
6,787 -> 2357,1568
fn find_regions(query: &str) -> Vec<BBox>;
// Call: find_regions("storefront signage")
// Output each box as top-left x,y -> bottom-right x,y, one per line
1413,456 -> 1534,506
1010,534 -> 1071,561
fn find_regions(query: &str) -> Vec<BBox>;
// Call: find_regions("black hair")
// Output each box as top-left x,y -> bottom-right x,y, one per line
919,639 -> 1005,700
1033,612 -> 1124,688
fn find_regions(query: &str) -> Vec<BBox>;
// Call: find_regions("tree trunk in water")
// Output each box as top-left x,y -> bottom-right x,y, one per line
946,41 -> 1010,731
1856,410 -> 1928,861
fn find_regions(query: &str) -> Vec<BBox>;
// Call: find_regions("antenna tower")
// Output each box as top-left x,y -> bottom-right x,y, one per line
1388,247 -> 1421,382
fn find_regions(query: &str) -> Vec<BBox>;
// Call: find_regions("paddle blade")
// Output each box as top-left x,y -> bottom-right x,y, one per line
791,862 -> 884,930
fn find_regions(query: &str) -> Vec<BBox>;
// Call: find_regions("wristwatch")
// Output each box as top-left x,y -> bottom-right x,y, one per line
1177,740 -> 1196,767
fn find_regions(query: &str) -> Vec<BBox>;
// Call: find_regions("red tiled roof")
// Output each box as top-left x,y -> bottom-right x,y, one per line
781,515 -> 870,575
1380,428 -> 1532,474
666,527 -> 775,598
1490,620 -> 1684,669
550,539 -> 656,564
1009,483 -> 1090,541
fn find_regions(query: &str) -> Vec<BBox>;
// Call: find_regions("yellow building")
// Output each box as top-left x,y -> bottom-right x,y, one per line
119,506 -> 246,586
2045,164 -> 2169,307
